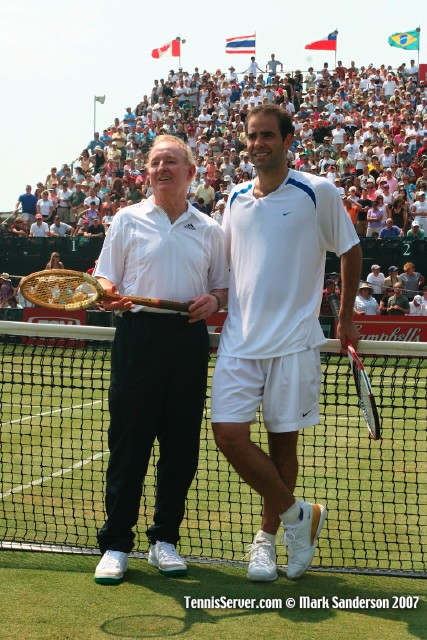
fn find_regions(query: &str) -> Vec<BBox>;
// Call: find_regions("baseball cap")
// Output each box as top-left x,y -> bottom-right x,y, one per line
388,266 -> 399,273
412,220 -> 420,227
325,279 -> 334,286
371,264 -> 381,270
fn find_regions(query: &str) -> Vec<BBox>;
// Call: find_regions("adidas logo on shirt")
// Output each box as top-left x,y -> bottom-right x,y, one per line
184,223 -> 196,230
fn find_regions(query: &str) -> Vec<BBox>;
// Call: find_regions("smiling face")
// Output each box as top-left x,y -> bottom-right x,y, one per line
148,140 -> 195,205
246,112 -> 293,175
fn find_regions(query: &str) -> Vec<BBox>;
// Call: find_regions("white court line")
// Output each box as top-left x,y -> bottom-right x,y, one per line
0,400 -> 105,428
0,449 -> 109,500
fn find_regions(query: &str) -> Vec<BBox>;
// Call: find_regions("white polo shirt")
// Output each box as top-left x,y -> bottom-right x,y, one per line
219,170 -> 359,358
95,197 -> 229,310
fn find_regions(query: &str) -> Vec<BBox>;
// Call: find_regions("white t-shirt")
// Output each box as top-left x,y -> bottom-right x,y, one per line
354,295 -> 379,315
30,221 -> 50,237
366,272 -> 385,294
219,170 -> 359,358
95,198 -> 229,309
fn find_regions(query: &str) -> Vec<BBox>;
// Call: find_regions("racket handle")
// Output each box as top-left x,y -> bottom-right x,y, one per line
102,291 -> 190,312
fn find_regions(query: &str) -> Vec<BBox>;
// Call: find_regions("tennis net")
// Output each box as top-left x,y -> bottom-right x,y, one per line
0,320 -> 426,577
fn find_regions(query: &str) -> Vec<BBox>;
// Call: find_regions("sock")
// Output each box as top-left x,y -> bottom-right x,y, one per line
280,501 -> 302,526
254,530 -> 276,545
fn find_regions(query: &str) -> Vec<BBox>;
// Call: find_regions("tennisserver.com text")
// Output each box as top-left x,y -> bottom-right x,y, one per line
184,596 -> 420,610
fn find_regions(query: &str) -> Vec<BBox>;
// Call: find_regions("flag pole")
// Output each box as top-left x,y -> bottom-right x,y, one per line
334,29 -> 338,68
416,27 -> 421,67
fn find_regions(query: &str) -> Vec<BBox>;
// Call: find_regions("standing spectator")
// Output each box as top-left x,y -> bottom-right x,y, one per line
320,279 -> 340,316
383,266 -> 401,290
366,199 -> 385,237
195,179 -> 215,214
411,191 -> 427,233
14,185 -> 37,223
266,54 -> 283,76
399,262 -> 425,300
57,183 -> 73,224
93,135 -> 228,584
29,214 -> 50,237
0,273 -> 15,308
366,264 -> 385,301
36,190 -> 56,223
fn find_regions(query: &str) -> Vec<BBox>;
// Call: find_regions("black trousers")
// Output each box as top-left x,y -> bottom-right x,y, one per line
97,311 -> 209,553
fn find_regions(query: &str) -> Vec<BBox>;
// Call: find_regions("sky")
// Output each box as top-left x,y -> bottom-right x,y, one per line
1,0 -> 424,211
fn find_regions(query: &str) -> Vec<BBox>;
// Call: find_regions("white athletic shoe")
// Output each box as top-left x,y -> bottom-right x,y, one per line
94,550 -> 128,585
246,534 -> 278,582
283,502 -> 327,580
148,542 -> 187,576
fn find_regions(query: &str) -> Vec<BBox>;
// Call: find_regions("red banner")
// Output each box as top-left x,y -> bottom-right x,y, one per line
23,308 -> 87,346
348,316 -> 427,342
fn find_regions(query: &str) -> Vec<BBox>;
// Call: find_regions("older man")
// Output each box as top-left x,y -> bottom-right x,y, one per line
93,135 -> 228,585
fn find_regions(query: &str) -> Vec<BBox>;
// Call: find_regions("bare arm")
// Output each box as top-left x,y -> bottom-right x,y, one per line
338,243 -> 362,349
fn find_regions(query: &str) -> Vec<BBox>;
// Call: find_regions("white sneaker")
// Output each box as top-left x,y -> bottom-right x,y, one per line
94,550 -> 128,585
283,502 -> 327,580
246,534 -> 278,582
148,542 -> 187,576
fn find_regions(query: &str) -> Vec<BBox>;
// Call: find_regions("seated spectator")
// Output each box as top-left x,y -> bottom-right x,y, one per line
366,264 -> 385,301
29,214 -> 50,237
399,262 -> 425,300
192,197 -> 208,214
409,295 -> 427,316
354,283 -> 379,315
379,286 -> 394,315
387,282 -> 410,315
84,217 -> 105,238
49,215 -> 73,237
45,252 -> 65,270
388,195 -> 409,232
406,220 -> 425,239
9,216 -> 28,237
4,296 -> 23,310
379,218 -> 404,238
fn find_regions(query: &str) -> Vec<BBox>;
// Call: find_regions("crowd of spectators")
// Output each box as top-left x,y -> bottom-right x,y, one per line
3,55 -> 427,283
3,57 -> 427,233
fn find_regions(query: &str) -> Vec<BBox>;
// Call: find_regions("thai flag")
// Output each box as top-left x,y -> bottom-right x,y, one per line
225,34 -> 256,55
151,40 -> 180,59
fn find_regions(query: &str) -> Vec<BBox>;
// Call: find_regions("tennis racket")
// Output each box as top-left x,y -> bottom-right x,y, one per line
19,269 -> 190,312
328,293 -> 381,440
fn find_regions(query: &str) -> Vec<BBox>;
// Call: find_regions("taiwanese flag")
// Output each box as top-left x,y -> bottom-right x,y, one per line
151,40 -> 180,59
305,31 -> 338,51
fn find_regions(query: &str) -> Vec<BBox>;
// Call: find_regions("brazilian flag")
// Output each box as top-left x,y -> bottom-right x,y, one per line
388,30 -> 419,50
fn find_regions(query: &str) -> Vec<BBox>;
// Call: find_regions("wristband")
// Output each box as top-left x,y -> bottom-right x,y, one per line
210,293 -> 221,312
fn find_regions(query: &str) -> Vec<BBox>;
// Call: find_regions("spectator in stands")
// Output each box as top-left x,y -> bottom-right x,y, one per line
0,273 -> 15,307
379,218 -> 404,238
366,199 -> 385,237
406,219 -> 426,239
45,167 -> 58,189
84,217 -> 105,238
9,216 -> 28,237
399,262 -> 425,300
56,183 -> 73,224
36,190 -> 56,223
29,213 -> 50,237
320,279 -> 340,316
49,215 -> 73,237
411,191 -> 427,233
388,194 -> 409,232
409,294 -> 426,316
383,266 -> 401,290
366,264 -> 385,301
387,282 -> 410,315
45,252 -> 65,270
379,286 -> 394,315
354,283 -> 379,315
79,149 -> 92,173
14,185 -> 37,223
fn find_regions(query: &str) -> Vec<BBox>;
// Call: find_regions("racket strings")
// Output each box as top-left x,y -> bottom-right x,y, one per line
21,274 -> 98,309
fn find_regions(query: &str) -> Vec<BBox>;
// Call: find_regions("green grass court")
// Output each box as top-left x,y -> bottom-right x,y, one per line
0,337 -> 426,639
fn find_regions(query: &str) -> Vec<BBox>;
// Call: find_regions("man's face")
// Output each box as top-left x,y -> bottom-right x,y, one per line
148,142 -> 195,201
246,113 -> 292,173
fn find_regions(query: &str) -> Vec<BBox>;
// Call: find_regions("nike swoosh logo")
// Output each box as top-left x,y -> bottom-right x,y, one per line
302,410 -> 313,417
282,212 -> 292,216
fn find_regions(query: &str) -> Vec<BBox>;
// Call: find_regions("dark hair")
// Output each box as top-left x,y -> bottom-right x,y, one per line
245,104 -> 295,140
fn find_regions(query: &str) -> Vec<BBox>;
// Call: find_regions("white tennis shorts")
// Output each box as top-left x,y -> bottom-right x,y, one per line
211,349 -> 321,433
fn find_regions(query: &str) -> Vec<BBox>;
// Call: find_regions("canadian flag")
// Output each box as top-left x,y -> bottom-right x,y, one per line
151,40 -> 180,59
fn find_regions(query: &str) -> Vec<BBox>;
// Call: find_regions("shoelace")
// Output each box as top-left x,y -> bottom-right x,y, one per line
101,551 -> 123,569
244,541 -> 274,564
283,526 -> 308,554
157,543 -> 183,564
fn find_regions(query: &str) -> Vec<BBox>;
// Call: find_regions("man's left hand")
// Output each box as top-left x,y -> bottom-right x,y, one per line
188,294 -> 219,323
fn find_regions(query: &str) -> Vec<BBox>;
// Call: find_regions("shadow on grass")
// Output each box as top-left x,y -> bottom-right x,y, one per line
100,563 -> 426,640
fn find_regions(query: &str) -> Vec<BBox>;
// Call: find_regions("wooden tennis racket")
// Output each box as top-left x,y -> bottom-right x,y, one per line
19,269 -> 190,312
328,293 -> 381,440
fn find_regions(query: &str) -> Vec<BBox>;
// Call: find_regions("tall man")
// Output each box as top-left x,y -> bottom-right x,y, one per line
93,136 -> 228,585
212,105 -> 361,582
